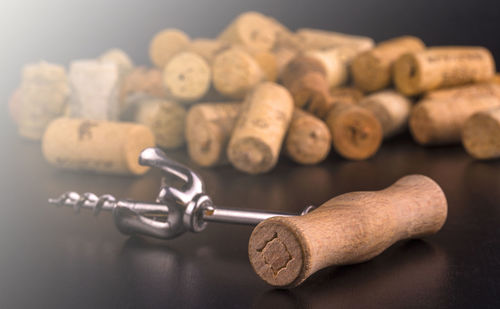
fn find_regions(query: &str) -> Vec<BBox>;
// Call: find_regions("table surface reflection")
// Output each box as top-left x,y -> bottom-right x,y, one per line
1,122 -> 500,309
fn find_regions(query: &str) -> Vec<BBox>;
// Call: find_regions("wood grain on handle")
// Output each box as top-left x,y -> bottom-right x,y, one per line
248,174 -> 447,287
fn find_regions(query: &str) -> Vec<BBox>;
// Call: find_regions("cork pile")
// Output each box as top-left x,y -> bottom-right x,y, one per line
9,11 -> 500,175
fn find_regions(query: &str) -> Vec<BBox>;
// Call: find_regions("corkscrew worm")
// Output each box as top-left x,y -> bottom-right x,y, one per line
49,147 -> 314,239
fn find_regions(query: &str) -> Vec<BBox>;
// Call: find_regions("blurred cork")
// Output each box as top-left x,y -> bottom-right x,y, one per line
69,59 -> 120,120
394,46 -> 495,95
296,28 -> 374,52
326,103 -> 383,160
149,28 -> 190,69
351,36 -> 425,92
147,100 -> 187,149
99,48 -> 133,77
186,102 -> 241,167
17,61 -> 70,140
227,82 -> 294,174
410,95 -> 500,145
212,47 -> 264,99
358,90 -> 412,138
285,109 -> 331,165
42,118 -> 155,175
462,107 -> 500,159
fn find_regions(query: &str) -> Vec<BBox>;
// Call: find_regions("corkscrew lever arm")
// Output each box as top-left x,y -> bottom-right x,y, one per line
49,147 -> 312,240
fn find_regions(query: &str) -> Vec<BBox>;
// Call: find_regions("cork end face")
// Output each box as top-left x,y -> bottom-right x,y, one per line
227,137 -> 274,174
236,12 -> 276,52
149,29 -> 190,69
163,52 -> 211,102
351,52 -> 388,92
409,103 -> 434,146
329,107 -> 383,160
249,219 -> 305,287
462,111 -> 500,159
394,54 -> 421,96
124,125 -> 156,175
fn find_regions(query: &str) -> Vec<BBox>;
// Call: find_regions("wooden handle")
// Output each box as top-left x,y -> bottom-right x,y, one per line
248,174 -> 447,287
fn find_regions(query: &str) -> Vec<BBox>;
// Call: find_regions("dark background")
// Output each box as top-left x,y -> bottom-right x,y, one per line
1,0 -> 500,308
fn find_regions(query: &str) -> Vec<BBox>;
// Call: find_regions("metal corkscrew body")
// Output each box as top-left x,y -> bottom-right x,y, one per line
49,148 -> 314,239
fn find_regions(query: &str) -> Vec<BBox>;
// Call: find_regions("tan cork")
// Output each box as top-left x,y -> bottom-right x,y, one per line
17,61 -> 69,140
249,174 -> 447,287
252,50 -> 279,82
163,51 -> 211,102
212,47 -> 264,99
184,39 -> 231,63
358,90 -> 412,138
308,87 -> 364,119
217,11 -> 277,52
186,102 -> 241,167
325,103 -> 383,160
68,59 -> 120,120
462,107 -> 500,159
351,36 -> 425,92
273,46 -> 298,77
296,28 -> 374,52
99,48 -> 133,77
149,100 -> 187,149
227,82 -> 294,174
149,28 -> 190,69
285,109 -> 331,165
119,67 -> 167,115
280,55 -> 331,110
424,82 -> 500,101
304,49 -> 348,88
409,95 -> 500,145
394,46 -> 496,96
42,118 -> 155,175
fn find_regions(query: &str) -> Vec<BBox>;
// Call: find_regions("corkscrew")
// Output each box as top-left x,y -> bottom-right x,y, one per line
49,147 -> 314,239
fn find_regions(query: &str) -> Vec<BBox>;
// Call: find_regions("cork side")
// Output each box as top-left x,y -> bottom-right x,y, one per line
186,108 -> 223,167
124,124 -> 156,175
249,218 -> 307,287
409,103 -> 435,145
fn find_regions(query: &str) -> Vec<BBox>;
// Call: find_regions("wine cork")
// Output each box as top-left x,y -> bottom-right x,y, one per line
42,118 -> 155,175
217,11 -> 276,52
409,95 -> 500,145
119,67 -> 166,117
227,82 -> 294,174
69,59 -> 120,120
212,47 -> 264,99
296,28 -> 375,52
253,50 -> 279,82
424,82 -> 500,101
493,74 -> 500,84
149,28 -> 190,69
17,61 -> 70,140
133,98 -> 161,126
351,36 -> 425,92
163,51 -> 211,102
285,109 -> 331,165
184,38 -> 231,62
325,103 -> 383,160
307,87 -> 364,120
186,102 -> 241,167
358,90 -> 412,138
280,56 -> 331,110
305,48 -> 348,88
394,46 -> 496,96
150,100 -> 187,149
273,47 -> 298,77
99,48 -> 133,77
462,107 -> 500,159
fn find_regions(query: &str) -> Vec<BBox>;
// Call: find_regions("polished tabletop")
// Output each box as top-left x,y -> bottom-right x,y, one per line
1,117 -> 500,308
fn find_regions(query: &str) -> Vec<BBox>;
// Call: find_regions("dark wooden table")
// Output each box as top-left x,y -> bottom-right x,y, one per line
1,115 -> 500,308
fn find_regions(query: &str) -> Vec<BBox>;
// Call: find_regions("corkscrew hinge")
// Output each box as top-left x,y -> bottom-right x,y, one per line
49,147 -> 315,239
